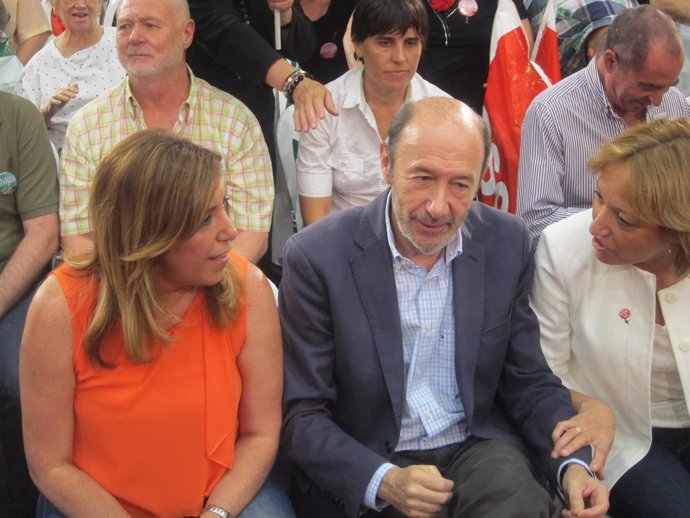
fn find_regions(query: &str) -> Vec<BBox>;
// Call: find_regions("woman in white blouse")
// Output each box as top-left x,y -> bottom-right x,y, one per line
296,0 -> 449,225
15,0 -> 125,149
531,117 -> 690,518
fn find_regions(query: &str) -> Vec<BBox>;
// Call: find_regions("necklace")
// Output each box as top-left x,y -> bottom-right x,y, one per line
429,0 -> 478,35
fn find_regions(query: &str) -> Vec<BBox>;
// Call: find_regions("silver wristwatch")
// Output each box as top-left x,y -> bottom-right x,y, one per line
203,504 -> 232,518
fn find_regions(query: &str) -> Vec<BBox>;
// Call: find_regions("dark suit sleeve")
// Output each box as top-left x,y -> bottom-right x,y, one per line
187,0 -> 316,87
279,236 -> 389,518
496,218 -> 591,487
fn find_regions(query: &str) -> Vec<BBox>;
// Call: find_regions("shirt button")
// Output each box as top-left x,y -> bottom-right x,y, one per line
665,292 -> 678,304
679,341 -> 690,352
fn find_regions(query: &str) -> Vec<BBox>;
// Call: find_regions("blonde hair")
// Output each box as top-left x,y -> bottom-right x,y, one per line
588,117 -> 690,275
71,130 -> 242,366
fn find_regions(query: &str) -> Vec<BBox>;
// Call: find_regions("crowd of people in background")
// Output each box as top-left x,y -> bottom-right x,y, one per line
1,0 -> 690,517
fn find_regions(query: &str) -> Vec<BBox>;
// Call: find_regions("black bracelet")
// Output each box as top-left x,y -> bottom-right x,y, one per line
281,69 -> 301,93
284,70 -> 314,104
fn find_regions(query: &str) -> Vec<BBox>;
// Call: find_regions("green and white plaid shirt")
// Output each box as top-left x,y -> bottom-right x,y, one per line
59,68 -> 274,237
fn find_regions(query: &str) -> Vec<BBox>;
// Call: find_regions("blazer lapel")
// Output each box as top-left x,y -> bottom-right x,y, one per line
452,222 -> 485,429
350,193 -> 406,430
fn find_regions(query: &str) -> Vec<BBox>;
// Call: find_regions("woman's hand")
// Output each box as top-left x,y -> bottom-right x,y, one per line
41,84 -> 79,123
551,393 -> 615,480
292,77 -> 338,131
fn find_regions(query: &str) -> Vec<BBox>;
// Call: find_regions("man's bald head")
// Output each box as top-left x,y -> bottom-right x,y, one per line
387,97 -> 491,176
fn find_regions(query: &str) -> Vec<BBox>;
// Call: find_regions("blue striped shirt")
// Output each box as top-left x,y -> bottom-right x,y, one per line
517,58 -> 690,239
364,195 -> 593,510
364,193 -> 467,509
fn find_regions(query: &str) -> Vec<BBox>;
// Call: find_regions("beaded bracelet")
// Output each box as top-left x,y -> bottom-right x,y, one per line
282,69 -> 314,104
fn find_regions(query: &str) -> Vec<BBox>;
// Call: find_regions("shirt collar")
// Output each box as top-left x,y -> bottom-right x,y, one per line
124,65 -> 196,123
342,66 -> 366,111
585,57 -> 615,118
384,191 -> 463,267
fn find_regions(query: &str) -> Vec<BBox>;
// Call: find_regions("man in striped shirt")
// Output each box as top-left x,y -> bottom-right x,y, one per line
517,5 -> 690,240
59,0 -> 273,263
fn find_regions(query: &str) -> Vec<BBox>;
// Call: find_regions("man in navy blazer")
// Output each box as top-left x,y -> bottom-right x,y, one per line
279,97 -> 609,518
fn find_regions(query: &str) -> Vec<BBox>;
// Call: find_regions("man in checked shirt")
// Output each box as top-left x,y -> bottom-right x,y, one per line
59,0 -> 273,263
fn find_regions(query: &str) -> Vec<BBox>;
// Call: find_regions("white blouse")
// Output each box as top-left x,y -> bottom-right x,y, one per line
297,66 -> 450,213
531,210 -> 690,487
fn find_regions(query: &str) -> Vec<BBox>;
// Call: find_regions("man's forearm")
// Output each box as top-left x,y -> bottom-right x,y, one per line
0,214 -> 58,317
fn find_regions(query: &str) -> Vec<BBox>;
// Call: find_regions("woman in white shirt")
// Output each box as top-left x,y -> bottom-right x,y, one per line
15,0 -> 125,149
296,0 -> 449,225
531,117 -> 690,518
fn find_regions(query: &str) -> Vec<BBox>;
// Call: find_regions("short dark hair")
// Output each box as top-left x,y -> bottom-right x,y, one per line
604,5 -> 682,69
351,0 -> 429,45
387,98 -> 491,174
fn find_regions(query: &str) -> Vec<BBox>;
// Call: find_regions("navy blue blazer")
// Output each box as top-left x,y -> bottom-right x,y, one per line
279,191 -> 588,518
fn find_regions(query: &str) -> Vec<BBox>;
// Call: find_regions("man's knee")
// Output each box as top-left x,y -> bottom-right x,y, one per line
448,440 -> 554,518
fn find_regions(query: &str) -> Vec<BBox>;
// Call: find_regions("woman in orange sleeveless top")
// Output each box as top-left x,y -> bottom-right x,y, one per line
20,130 -> 290,518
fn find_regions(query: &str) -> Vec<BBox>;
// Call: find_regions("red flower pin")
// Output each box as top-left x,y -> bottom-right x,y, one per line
619,308 -> 631,324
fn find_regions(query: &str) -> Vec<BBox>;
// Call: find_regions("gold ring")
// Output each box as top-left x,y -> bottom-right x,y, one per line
574,426 -> 583,434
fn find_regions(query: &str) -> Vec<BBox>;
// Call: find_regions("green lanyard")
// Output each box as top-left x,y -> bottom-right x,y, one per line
0,30 -> 15,58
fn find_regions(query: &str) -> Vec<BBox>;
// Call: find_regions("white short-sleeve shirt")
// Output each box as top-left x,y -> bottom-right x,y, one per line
297,66 -> 450,213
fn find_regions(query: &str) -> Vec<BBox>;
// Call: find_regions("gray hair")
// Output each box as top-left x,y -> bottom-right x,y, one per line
387,97 -> 490,174
604,5 -> 682,69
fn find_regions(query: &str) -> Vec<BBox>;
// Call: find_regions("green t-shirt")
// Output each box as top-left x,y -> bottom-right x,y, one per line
0,91 -> 58,272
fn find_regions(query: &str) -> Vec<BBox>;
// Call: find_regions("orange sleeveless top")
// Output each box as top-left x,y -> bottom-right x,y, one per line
52,254 -> 248,517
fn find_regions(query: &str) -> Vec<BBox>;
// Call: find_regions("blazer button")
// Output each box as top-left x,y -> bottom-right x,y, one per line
665,292 -> 679,304
384,440 -> 393,453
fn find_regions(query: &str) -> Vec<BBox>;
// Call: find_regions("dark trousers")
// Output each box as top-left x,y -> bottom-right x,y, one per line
0,290 -> 39,518
609,427 -> 690,518
373,438 -> 555,518
293,438 -> 556,518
